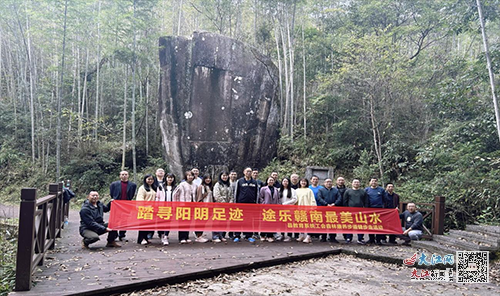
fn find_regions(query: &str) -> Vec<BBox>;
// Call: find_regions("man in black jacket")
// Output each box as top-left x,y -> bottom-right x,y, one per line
79,191 -> 120,249
398,203 -> 423,245
316,178 -> 342,243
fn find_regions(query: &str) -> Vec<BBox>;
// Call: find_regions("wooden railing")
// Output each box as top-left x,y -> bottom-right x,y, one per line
15,183 -> 66,291
399,196 -> 445,239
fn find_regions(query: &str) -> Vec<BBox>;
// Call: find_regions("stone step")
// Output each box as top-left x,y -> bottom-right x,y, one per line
411,240 -> 459,255
465,224 -> 500,237
448,229 -> 500,248
432,234 -> 497,251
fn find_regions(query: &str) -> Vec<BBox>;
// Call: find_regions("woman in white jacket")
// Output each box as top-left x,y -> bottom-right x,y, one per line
280,177 -> 297,242
212,172 -> 233,242
136,174 -> 156,245
172,171 -> 197,244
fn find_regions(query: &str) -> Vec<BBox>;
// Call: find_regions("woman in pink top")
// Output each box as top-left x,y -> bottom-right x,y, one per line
173,171 -> 196,243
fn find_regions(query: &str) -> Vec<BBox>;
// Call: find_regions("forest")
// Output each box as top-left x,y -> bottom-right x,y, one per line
0,0 -> 499,230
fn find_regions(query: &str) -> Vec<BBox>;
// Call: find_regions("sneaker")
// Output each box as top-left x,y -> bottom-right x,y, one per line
180,240 -> 187,244
233,237 -> 240,242
345,238 -> 352,244
260,236 -> 266,242
283,236 -> 291,242
213,238 -> 222,243
296,236 -> 305,242
118,237 -> 128,242
195,236 -> 209,243
221,238 -> 227,242
106,241 -> 122,248
147,233 -> 153,240
161,236 -> 169,246
357,240 -> 366,245
303,235 -> 312,243
81,239 -> 89,249
186,239 -> 192,243
140,239 -> 149,245
248,237 -> 256,243
267,237 -> 274,243
381,239 -> 387,244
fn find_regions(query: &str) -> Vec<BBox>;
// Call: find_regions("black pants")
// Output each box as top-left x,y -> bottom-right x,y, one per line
369,234 -> 386,243
346,233 -> 365,241
179,231 -> 189,241
234,232 -> 253,239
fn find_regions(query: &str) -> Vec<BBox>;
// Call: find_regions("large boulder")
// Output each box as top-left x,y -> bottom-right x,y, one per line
158,32 -> 280,177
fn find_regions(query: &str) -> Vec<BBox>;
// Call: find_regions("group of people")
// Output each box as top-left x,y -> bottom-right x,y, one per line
79,167 -> 423,249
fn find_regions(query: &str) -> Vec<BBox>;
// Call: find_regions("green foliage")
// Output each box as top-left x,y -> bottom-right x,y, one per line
0,220 -> 18,295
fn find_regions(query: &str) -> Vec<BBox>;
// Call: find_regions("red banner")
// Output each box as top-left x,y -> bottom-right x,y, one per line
108,201 -> 402,234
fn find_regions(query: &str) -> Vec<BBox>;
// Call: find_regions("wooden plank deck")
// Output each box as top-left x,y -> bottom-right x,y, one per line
7,211 -> 428,296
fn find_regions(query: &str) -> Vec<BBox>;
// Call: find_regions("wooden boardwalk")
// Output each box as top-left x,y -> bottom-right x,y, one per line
5,209 -> 468,296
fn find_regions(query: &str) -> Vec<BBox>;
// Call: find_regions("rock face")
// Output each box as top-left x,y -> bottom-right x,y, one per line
159,32 -> 280,177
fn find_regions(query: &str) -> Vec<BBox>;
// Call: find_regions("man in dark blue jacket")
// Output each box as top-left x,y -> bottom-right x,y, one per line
397,203 -> 423,245
234,167 -> 258,242
365,178 -> 388,245
316,178 -> 342,243
79,191 -> 120,249
109,170 -> 137,241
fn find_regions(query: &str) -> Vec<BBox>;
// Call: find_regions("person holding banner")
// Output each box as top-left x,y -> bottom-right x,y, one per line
233,167 -> 259,243
343,179 -> 370,244
296,178 -> 317,243
194,175 -> 213,243
212,172 -> 233,242
80,191 -> 120,249
156,173 -> 177,246
173,171 -> 197,244
316,178 -> 342,243
280,177 -> 297,242
259,177 -> 281,242
136,174 -> 157,245
109,170 -> 137,242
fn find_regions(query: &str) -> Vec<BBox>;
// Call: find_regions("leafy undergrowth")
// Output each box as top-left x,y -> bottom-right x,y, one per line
0,219 -> 18,296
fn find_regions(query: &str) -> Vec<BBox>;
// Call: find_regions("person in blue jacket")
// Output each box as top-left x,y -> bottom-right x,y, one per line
316,178 -> 342,243
365,177 -> 389,245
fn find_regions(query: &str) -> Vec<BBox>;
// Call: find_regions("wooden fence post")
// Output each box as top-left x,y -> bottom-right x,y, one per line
433,196 -> 445,235
15,188 -> 37,291
48,184 -> 59,248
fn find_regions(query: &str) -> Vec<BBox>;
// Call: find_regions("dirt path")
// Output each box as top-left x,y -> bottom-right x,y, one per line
119,254 -> 499,296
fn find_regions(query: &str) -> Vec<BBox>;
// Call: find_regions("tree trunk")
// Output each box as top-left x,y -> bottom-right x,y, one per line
122,64 -> 128,171
274,24 -> 284,127
477,0 -> 500,144
302,21 -> 306,139
94,0 -> 101,141
144,77 -> 149,158
56,0 -> 68,180
131,0 -> 137,183
369,95 -> 384,181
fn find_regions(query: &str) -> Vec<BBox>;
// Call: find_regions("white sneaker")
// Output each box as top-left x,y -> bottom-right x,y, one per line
195,236 -> 209,243
303,235 -> 312,243
161,235 -> 169,246
180,240 -> 187,244
260,236 -> 266,242
283,236 -> 291,242
221,238 -> 227,242
213,238 -> 221,243
296,235 -> 305,242
267,237 -> 274,243
140,239 -> 149,245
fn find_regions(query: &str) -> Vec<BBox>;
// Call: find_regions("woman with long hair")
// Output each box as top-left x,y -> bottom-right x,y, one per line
172,171 -> 197,244
280,177 -> 297,242
296,178 -> 316,243
212,172 -> 233,242
259,176 -> 281,242
156,173 -> 176,246
136,174 -> 157,245
194,174 -> 213,243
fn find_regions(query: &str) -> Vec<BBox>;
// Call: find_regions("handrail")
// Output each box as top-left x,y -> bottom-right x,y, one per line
15,182 -> 67,291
